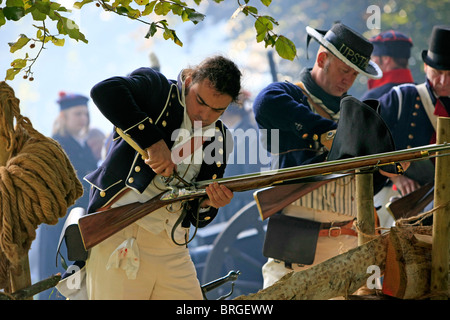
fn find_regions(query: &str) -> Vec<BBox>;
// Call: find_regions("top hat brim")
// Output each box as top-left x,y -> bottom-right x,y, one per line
421,50 -> 450,70
306,26 -> 383,80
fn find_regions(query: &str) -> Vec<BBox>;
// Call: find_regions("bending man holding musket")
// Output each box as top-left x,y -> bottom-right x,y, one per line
253,23 -> 396,289
81,55 -> 241,300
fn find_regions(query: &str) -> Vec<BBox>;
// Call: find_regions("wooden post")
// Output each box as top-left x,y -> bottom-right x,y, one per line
430,117 -> 450,300
356,170 -> 375,245
9,255 -> 32,299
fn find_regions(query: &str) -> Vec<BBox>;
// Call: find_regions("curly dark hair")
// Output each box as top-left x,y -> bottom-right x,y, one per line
188,55 -> 242,102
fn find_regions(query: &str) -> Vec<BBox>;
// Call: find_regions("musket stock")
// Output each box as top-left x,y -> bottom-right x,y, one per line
78,143 -> 450,250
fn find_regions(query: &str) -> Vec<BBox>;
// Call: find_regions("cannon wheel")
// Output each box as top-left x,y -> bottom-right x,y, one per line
201,200 -> 267,300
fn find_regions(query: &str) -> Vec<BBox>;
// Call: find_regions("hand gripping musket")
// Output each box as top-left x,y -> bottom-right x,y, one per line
78,141 -> 450,250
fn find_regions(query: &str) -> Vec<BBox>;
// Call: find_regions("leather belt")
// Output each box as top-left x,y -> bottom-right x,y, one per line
318,219 -> 357,237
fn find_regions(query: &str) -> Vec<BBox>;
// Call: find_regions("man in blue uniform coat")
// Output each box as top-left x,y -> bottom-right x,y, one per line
362,30 -> 414,100
82,55 -> 242,299
253,23 -> 385,288
378,25 -> 450,197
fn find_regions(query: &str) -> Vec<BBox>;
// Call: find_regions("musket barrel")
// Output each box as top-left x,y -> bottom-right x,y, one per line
79,143 -> 450,250
195,143 -> 449,193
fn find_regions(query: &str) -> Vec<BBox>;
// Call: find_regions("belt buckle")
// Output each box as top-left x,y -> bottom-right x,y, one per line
328,226 -> 341,237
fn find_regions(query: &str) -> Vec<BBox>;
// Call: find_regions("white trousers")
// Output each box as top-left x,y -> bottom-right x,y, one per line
85,223 -> 203,300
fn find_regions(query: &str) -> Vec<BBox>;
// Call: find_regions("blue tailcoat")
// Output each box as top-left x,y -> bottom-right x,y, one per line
84,67 -> 230,228
252,81 -> 336,169
378,80 -> 436,150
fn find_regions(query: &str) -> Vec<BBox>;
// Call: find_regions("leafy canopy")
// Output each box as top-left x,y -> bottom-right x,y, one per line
1,0 -> 297,81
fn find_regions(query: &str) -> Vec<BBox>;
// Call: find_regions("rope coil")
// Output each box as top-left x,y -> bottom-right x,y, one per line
0,82 -> 83,289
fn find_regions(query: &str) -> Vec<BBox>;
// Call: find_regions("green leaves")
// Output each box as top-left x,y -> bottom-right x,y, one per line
2,0 -> 88,80
2,0 -> 298,81
240,3 -> 296,61
6,54 -> 28,81
274,35 -> 296,61
8,34 -> 30,53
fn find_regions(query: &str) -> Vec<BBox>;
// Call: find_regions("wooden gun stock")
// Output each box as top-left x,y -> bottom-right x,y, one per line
78,192 -> 187,250
254,177 -> 340,220
78,143 -> 449,250
386,182 -> 434,220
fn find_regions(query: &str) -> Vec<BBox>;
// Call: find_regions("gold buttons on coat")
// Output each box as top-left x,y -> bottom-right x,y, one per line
138,123 -> 145,130
149,118 -> 154,124
128,177 -> 134,183
212,174 -> 217,179
302,133 -> 308,139
312,134 -> 318,141
408,134 -> 414,139
135,166 -> 141,172
216,161 -> 222,168
415,104 -> 420,109
100,191 -> 106,197
411,122 -> 416,127
162,120 -> 167,127
204,216 -> 211,221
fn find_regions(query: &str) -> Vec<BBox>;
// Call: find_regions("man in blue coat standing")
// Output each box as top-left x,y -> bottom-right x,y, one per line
361,30 -> 414,100
378,25 -> 450,197
253,23 -> 385,289
361,30 -> 415,229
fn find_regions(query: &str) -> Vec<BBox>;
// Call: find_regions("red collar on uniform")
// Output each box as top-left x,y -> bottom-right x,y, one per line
367,69 -> 414,90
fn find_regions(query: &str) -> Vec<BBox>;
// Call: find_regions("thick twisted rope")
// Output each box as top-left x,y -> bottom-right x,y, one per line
0,82 -> 83,289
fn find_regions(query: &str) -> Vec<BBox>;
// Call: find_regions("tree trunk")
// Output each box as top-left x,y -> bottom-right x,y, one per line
382,226 -> 433,299
236,232 -> 389,300
236,225 -> 445,300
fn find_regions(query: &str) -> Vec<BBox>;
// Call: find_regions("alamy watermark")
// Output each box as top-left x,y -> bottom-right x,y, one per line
169,120 -> 279,171
366,5 -> 381,30
366,265 -> 382,289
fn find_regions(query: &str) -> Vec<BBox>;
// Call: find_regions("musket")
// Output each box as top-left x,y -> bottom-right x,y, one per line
78,142 -> 450,250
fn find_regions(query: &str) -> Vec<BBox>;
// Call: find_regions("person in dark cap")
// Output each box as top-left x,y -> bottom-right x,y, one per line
253,23 -> 389,290
52,92 -> 99,208
361,31 -> 415,229
378,25 -> 450,202
362,30 -> 414,100
33,92 -> 99,299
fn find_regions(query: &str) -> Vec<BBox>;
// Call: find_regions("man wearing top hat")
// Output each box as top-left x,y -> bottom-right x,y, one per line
377,25 -> 450,198
362,30 -> 414,100
253,23 -> 388,289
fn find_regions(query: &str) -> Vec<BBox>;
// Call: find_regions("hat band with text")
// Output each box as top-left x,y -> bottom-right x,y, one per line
325,31 -> 370,70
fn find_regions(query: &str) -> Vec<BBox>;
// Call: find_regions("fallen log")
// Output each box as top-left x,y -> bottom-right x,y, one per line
382,225 -> 443,299
235,232 -> 389,300
236,225 -> 447,300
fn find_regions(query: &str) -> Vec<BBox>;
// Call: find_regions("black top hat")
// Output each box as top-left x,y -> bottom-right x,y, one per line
306,23 -> 382,79
422,25 -> 450,70
370,30 -> 413,59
